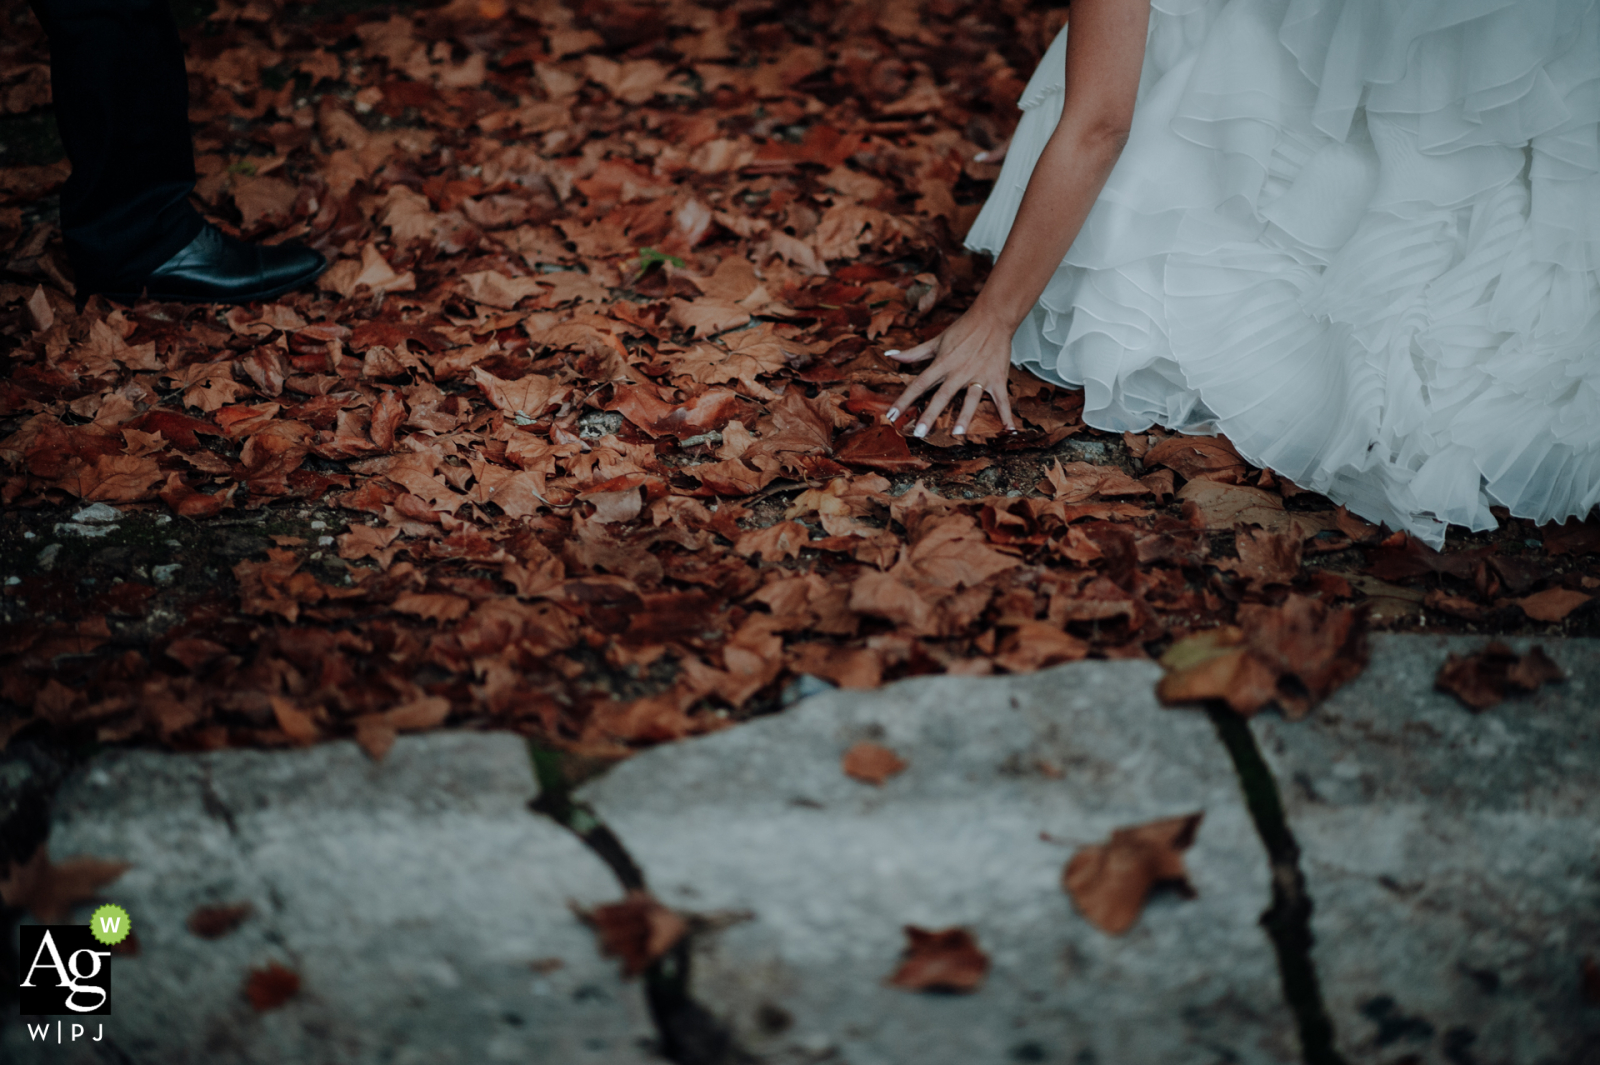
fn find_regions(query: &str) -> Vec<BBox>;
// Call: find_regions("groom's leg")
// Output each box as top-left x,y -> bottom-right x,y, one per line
29,0 -> 205,295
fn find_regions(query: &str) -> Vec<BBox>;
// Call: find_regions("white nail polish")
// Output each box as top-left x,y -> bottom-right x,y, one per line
885,349 -> 901,357
886,408 -> 900,423
913,423 -> 928,439
953,425 -> 965,436
974,152 -> 988,162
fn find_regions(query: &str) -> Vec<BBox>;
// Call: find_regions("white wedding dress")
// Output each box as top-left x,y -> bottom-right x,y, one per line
966,0 -> 1600,546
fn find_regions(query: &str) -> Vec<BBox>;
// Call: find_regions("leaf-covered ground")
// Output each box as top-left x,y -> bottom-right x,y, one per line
1,0 -> 1596,759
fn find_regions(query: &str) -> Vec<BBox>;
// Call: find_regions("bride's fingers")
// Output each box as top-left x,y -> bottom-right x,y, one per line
884,338 -> 937,364
952,383 -> 984,437
990,383 -> 1017,432
913,376 -> 966,438
886,365 -> 943,425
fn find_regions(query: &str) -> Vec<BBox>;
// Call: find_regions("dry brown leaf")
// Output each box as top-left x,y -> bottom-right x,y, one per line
187,902 -> 255,939
244,962 -> 301,1011
1157,595 -> 1368,718
1514,587 -> 1591,622
841,741 -> 907,785
580,891 -> 688,977
1062,813 -> 1202,935
886,926 -> 989,993
1435,642 -> 1566,711
0,846 -> 130,923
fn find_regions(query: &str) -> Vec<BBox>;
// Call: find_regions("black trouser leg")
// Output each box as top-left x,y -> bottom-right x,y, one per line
29,0 -> 204,295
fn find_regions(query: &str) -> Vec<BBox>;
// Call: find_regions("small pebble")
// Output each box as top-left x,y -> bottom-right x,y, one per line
37,544 -> 61,570
71,502 -> 123,525
4,576 -> 19,586
22,530 -> 35,540
152,563 -> 181,585
317,535 -> 335,547
310,520 -> 328,530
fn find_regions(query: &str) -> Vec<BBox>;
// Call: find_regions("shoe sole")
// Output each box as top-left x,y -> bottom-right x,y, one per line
101,262 -> 329,307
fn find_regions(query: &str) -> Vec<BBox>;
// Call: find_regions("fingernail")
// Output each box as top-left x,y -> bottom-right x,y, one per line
886,407 -> 900,423
885,349 -> 901,357
913,423 -> 928,439
953,425 -> 965,436
974,151 -> 988,162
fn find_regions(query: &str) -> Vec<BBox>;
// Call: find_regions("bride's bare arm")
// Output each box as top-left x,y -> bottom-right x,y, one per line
886,0 -> 1150,436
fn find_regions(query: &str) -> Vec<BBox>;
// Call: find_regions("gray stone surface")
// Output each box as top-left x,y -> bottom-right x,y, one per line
4,733 -> 654,1065
1252,635 -> 1600,1065
579,661 -> 1298,1065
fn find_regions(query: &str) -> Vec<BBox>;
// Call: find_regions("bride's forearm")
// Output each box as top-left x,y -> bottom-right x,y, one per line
970,127 -> 1127,330
968,0 -> 1150,332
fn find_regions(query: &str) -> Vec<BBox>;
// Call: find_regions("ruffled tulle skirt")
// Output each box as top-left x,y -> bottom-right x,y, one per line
966,0 -> 1600,546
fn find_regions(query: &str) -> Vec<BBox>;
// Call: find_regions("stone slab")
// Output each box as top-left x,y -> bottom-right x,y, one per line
1252,635 -> 1600,1065
579,661 -> 1298,1065
4,733 -> 654,1065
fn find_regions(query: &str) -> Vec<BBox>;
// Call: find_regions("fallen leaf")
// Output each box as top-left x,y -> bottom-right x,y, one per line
1157,595 -> 1368,718
1542,517 -> 1600,557
841,741 -> 907,785
1062,813 -> 1203,935
1144,435 -> 1248,484
886,926 -> 989,993
187,902 -> 255,939
1514,587 -> 1591,622
580,891 -> 688,977
244,962 -> 301,1011
0,846 -> 130,923
1176,480 -> 1287,531
1435,642 -> 1565,711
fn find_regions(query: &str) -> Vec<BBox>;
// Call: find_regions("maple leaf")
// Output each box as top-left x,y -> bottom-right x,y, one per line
834,424 -> 929,472
1514,587 -> 1591,622
1063,813 -> 1203,935
667,297 -> 750,337
1144,435 -> 1249,484
187,902 -> 255,939
841,741 -> 907,785
896,513 -> 1020,589
887,926 -> 990,993
392,593 -> 472,622
472,366 -> 566,417
1157,595 -> 1368,718
1542,517 -> 1600,557
354,696 -> 452,760
995,621 -> 1089,673
0,846 -> 129,923
80,454 -> 162,503
1435,642 -> 1565,710
244,962 -> 301,1011
580,891 -> 688,977
1219,526 -> 1303,589
734,520 -> 810,561
1172,480 -> 1274,532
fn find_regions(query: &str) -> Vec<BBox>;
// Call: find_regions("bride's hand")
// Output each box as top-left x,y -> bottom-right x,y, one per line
884,309 -> 1018,438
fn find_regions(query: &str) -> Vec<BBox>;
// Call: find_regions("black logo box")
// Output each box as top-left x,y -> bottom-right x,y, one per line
17,926 -> 112,1016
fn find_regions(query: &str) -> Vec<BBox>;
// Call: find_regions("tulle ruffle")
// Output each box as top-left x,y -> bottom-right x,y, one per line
967,0 -> 1600,545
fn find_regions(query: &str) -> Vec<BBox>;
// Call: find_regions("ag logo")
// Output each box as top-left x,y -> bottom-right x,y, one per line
18,925 -> 113,1015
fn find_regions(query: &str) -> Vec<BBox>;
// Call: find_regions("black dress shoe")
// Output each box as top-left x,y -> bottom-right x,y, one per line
108,224 -> 327,304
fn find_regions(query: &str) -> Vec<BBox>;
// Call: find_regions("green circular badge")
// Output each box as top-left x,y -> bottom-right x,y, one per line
89,903 -> 131,946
